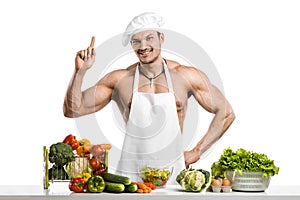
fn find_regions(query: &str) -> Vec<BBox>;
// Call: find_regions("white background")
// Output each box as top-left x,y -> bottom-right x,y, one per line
0,0 -> 299,187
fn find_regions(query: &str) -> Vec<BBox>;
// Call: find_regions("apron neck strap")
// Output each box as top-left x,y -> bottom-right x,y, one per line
133,59 -> 174,93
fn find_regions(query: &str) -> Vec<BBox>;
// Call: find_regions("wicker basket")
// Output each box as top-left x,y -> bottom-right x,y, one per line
226,171 -> 271,192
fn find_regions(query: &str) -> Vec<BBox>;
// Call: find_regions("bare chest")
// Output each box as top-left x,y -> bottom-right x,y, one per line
114,74 -> 188,122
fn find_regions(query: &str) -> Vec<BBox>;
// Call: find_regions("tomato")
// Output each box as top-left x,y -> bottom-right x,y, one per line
89,157 -> 101,170
93,168 -> 106,176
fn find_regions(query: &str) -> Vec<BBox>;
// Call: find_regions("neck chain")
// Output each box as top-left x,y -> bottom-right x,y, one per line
139,65 -> 164,88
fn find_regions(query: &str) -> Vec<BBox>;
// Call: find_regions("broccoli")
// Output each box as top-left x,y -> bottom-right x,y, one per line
49,142 -> 75,166
49,165 -> 69,180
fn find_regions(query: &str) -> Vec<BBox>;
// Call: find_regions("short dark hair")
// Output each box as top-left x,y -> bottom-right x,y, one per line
157,32 -> 161,37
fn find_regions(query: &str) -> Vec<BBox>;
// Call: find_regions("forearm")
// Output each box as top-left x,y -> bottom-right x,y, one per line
63,69 -> 87,117
193,108 -> 235,157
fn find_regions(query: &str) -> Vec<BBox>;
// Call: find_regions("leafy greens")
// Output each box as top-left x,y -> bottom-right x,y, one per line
211,147 -> 279,178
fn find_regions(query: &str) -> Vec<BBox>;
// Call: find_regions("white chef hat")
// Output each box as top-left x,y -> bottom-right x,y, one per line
122,12 -> 164,46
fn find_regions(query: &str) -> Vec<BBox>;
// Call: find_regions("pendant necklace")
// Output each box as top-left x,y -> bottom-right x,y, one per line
139,66 -> 164,88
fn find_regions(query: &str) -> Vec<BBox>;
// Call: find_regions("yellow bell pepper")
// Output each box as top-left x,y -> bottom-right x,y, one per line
76,138 -> 91,157
76,172 -> 92,183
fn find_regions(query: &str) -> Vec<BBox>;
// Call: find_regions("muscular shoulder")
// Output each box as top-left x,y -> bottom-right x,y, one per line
97,64 -> 136,89
167,60 -> 210,91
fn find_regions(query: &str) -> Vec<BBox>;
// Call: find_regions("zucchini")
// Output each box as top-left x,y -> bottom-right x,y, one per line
125,183 -> 138,193
102,173 -> 131,185
104,181 -> 125,193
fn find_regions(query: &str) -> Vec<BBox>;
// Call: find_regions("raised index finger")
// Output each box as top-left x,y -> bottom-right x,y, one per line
89,36 -> 95,48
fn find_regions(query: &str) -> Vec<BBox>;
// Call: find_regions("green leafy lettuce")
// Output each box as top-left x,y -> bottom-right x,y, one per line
211,147 -> 279,178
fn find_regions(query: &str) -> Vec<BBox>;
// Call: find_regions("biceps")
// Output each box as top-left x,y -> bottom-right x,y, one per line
82,84 -> 113,112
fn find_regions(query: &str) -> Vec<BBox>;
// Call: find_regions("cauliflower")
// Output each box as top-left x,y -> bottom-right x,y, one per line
176,168 -> 211,192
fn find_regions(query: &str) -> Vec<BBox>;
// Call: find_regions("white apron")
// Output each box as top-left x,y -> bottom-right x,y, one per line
116,60 -> 185,184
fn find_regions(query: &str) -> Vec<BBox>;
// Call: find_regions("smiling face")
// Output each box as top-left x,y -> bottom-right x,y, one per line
130,30 -> 164,64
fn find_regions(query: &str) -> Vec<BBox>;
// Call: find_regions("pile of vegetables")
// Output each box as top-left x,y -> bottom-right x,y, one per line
211,147 -> 280,178
68,171 -> 157,194
46,134 -> 111,182
46,134 -> 154,194
68,172 -> 140,193
176,168 -> 211,192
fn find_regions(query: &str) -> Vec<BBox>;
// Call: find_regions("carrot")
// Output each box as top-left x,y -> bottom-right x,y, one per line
144,182 -> 156,190
132,182 -> 152,193
132,182 -> 146,190
137,189 -> 144,193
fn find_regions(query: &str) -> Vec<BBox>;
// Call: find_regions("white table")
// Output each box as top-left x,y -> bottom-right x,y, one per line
0,183 -> 299,200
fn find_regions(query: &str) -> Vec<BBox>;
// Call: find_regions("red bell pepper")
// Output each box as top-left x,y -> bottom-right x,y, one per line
63,134 -> 79,150
69,177 -> 85,193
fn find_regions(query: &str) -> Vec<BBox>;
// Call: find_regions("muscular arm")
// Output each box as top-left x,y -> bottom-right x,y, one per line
63,36 -> 115,118
183,67 -> 235,167
63,69 -> 114,118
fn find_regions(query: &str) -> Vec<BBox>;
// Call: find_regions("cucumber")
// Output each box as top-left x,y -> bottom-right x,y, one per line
125,183 -> 138,193
102,173 -> 131,185
104,181 -> 125,193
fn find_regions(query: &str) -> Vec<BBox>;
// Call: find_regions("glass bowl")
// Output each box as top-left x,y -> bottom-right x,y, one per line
139,163 -> 173,187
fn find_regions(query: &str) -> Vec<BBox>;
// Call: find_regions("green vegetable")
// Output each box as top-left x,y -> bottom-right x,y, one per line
176,168 -> 211,192
49,165 -> 69,180
49,142 -> 75,166
211,147 -> 280,178
102,173 -> 131,185
125,183 -> 138,193
104,181 -> 125,193
87,175 -> 105,193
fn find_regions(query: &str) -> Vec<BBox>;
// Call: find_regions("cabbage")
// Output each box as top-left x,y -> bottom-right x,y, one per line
176,168 -> 211,192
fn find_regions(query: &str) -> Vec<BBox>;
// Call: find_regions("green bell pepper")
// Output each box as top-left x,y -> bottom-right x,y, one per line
87,175 -> 105,193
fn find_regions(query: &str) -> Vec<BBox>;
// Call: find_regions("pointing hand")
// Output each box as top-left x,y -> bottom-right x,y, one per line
75,36 -> 96,71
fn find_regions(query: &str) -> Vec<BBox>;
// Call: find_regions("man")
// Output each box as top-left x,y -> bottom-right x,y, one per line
63,12 -> 235,182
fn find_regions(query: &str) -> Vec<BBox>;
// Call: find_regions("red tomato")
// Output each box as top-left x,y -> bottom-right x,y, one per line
93,168 -> 106,176
89,157 -> 101,170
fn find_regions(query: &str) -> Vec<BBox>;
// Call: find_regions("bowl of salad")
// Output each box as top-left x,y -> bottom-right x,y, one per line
139,163 -> 173,187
